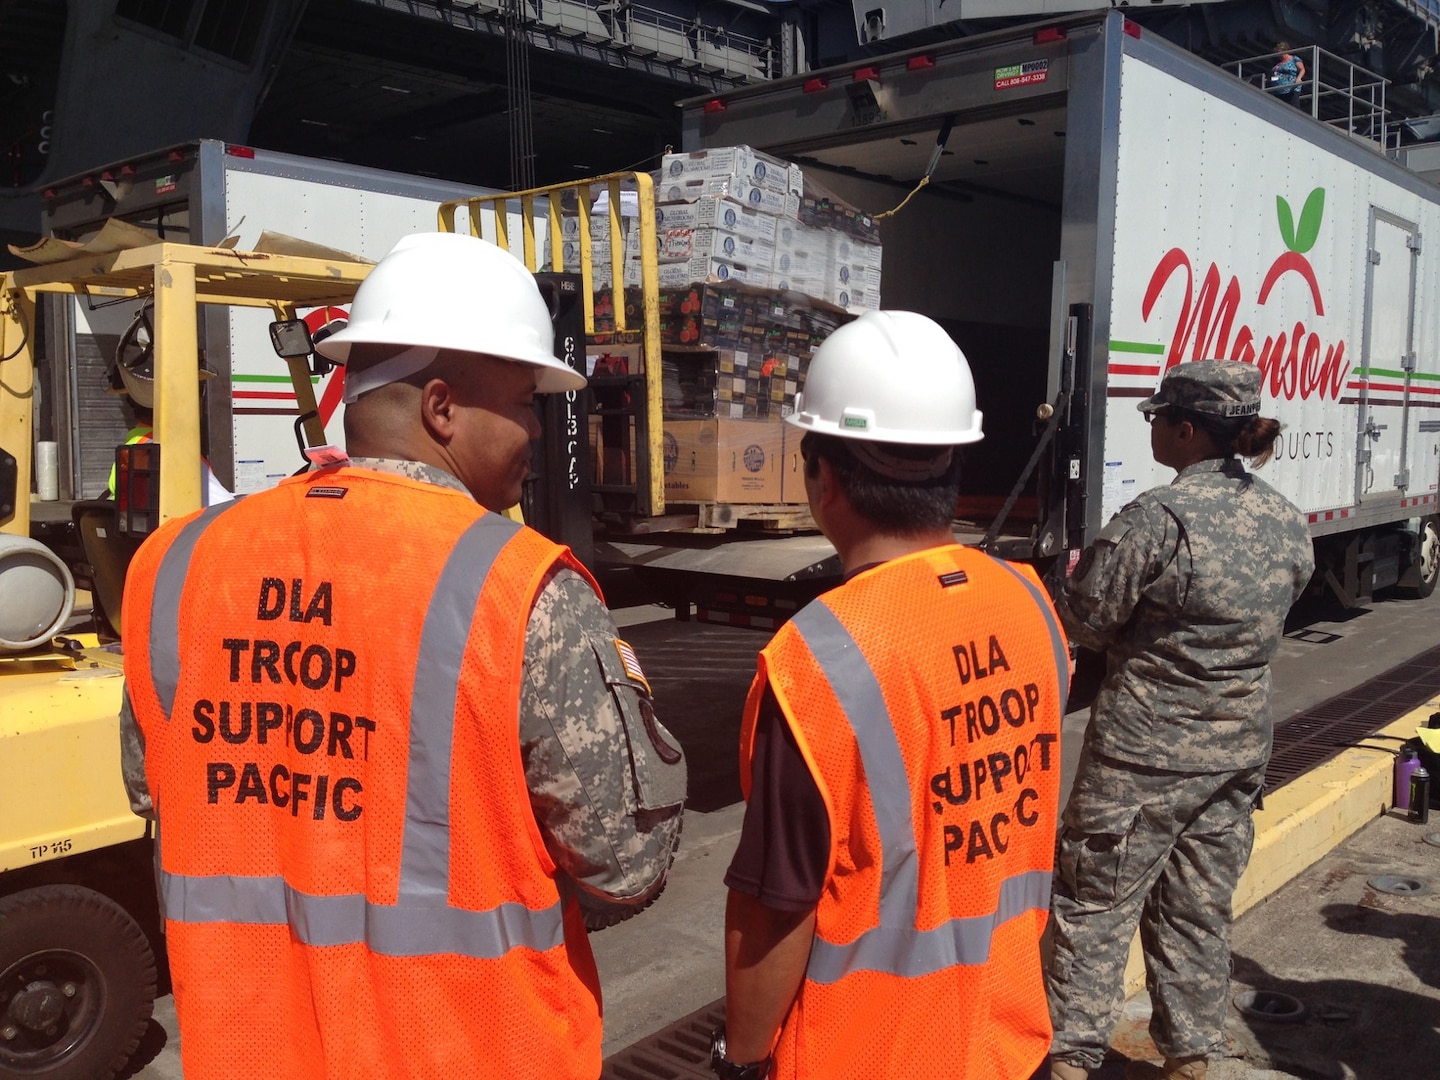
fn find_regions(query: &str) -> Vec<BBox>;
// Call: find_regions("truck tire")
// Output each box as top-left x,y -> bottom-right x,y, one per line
1401,517 -> 1439,600
0,885 -> 156,1080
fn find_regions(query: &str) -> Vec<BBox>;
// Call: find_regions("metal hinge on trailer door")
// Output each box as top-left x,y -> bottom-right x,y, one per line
1368,249 -> 1382,265
1395,468 -> 1410,489
1408,233 -> 1423,253
1403,351 -> 1417,372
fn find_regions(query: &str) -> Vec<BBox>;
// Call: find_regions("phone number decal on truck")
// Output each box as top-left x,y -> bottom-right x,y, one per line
995,60 -> 1048,90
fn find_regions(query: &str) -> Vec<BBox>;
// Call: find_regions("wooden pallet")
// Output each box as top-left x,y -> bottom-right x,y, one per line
678,501 -> 816,533
598,502 -> 816,535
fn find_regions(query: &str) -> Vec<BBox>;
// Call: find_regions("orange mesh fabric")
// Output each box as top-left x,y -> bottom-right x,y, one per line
125,467 -> 601,1080
742,545 -> 1064,1080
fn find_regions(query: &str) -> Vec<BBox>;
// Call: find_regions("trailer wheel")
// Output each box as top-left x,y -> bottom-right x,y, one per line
1401,517 -> 1439,600
0,885 -> 156,1080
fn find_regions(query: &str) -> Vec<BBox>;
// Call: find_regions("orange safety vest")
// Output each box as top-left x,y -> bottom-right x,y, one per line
740,545 -> 1069,1080
122,467 -> 603,1080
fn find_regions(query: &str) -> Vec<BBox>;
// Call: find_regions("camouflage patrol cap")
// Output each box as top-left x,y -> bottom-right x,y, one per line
1137,359 -> 1262,419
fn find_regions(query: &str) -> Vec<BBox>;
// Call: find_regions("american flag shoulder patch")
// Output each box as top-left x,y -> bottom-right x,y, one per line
613,638 -> 651,695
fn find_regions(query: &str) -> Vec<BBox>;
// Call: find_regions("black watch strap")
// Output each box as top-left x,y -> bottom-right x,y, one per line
708,1026 -> 772,1080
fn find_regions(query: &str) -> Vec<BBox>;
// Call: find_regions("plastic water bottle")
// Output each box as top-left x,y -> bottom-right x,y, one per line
1410,765 -> 1431,825
1396,747 -> 1422,811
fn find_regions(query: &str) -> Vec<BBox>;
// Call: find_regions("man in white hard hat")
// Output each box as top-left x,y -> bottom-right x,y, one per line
119,232 -> 685,1080
712,311 -> 1069,1080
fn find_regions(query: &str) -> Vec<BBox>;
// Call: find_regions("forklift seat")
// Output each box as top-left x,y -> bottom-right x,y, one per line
72,499 -> 142,640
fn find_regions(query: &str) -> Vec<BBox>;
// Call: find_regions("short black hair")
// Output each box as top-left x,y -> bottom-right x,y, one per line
801,432 -> 961,534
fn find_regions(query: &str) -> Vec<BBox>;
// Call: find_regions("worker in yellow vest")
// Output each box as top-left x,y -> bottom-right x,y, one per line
119,232 -> 685,1079
104,411 -> 233,506
105,302 -> 232,504
713,312 -> 1069,1080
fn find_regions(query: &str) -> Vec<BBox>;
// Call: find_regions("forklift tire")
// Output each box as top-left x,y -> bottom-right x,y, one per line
1401,517 -> 1439,600
0,885 -> 157,1080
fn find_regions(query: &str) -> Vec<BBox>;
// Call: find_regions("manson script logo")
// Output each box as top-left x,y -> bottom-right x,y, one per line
1140,187 -> 1350,401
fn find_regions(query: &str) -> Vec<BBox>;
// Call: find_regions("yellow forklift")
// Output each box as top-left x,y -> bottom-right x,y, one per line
0,236 -> 371,1080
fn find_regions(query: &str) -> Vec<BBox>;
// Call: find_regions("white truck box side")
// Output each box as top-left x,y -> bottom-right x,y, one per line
1105,50 -> 1440,530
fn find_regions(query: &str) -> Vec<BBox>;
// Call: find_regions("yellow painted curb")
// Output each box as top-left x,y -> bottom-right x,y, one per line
1120,698 -> 1440,996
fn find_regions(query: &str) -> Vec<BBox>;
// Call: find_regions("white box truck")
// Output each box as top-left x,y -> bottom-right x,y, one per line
680,11 -> 1440,603
35,140 -> 501,500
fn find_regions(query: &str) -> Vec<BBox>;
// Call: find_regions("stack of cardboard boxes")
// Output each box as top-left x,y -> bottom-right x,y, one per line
574,146 -> 878,508
642,146 -> 882,314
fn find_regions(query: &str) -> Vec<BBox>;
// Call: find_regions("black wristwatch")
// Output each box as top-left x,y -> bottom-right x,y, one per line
708,1026 -> 772,1080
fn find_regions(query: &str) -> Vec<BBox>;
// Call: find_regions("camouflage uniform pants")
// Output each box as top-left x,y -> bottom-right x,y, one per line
1045,746 -> 1266,1070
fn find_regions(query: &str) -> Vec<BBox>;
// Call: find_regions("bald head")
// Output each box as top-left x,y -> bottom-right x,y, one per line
341,344 -> 542,510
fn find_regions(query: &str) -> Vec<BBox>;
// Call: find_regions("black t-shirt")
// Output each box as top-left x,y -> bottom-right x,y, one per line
723,684 -> 831,911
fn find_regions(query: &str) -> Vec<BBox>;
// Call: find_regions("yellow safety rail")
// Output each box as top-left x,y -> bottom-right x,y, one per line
437,172 -> 664,516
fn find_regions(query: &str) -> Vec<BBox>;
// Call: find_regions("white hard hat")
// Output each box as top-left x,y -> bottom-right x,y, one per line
787,310 -> 983,445
316,232 -> 585,396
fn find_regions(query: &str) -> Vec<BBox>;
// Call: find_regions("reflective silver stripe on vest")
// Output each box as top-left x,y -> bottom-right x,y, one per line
399,512 -> 522,900
991,557 -> 1071,708
806,870 -> 1053,983
789,596 -> 1052,985
154,505 -> 564,958
159,874 -> 564,958
149,501 -> 244,721
790,601 -> 921,919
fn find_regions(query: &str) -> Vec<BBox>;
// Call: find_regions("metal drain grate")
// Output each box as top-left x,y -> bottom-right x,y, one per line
1265,644 -> 1440,792
601,1000 -> 724,1079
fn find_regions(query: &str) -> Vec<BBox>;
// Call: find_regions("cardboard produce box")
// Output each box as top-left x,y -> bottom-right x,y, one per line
799,179 -> 881,242
779,421 -> 809,504
657,227 -> 775,268
655,257 -> 771,290
663,418 -> 782,503
662,146 -> 802,197
655,197 -> 780,242
660,176 -> 800,219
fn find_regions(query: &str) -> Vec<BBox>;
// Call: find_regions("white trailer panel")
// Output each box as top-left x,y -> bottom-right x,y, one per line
1105,52 -> 1440,527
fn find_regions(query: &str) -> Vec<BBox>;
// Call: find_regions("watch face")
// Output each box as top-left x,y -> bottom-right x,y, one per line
709,1026 -> 727,1068
708,1028 -> 769,1080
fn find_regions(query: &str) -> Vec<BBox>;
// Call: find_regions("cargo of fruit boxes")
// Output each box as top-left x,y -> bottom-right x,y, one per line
568,146 -> 881,517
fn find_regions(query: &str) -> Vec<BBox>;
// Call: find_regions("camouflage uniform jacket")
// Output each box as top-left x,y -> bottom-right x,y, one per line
121,456 -> 685,927
1057,457 -> 1313,772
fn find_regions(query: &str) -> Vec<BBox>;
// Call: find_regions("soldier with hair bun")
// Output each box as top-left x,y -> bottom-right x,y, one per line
1046,360 -> 1314,1080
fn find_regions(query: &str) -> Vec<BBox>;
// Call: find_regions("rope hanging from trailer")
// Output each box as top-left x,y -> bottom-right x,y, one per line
875,114 -> 955,221
505,0 -> 537,191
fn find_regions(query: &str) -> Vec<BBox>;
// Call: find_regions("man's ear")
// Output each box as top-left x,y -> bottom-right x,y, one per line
813,454 -> 840,510
419,378 -> 459,442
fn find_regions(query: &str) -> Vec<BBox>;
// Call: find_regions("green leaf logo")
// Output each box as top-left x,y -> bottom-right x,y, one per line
1295,188 -> 1325,253
1277,195 -> 1297,250
1277,188 -> 1326,254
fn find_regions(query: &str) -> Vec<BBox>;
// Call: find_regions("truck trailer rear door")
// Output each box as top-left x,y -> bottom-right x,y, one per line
1357,209 -> 1420,500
